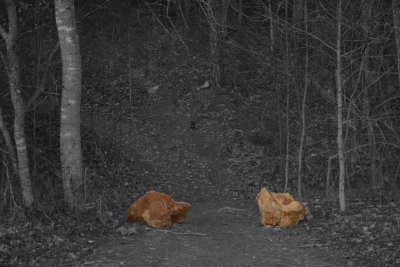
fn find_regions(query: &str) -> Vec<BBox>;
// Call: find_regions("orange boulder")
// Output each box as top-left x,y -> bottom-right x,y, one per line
124,191 -> 191,228
256,188 -> 306,227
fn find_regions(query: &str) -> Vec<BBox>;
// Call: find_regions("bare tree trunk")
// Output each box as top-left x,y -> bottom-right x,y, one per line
284,0 -> 290,192
55,0 -> 84,210
297,0 -> 308,201
326,154 -> 337,198
268,0 -> 284,181
238,0 -> 243,27
0,0 -> 34,209
361,48 -> 379,193
207,0 -> 224,88
0,105 -> 18,175
292,0 -> 304,27
361,0 -> 379,194
336,0 -> 346,212
185,0 -> 191,18
392,0 -> 400,84
292,0 -> 304,70
176,0 -> 189,31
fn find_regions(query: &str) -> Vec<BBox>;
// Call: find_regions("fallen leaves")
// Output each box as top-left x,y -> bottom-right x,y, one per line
309,197 -> 400,266
0,210 -> 106,266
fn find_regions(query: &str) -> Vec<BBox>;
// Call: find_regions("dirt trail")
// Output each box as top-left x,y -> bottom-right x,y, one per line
81,98 -> 229,201
83,200 -> 344,267
80,94 -> 349,266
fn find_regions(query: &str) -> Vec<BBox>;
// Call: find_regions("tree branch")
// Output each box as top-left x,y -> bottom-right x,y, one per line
3,0 -> 18,44
26,43 -> 60,110
0,104 -> 18,175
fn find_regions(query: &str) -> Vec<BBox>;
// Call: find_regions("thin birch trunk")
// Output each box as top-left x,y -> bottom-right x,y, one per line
0,0 -> 34,209
0,105 -> 18,175
362,0 -> 379,194
336,0 -> 346,212
297,0 -> 308,201
55,0 -> 84,210
207,0 -> 224,88
238,0 -> 243,27
392,0 -> 400,85
284,0 -> 290,192
268,0 -> 284,181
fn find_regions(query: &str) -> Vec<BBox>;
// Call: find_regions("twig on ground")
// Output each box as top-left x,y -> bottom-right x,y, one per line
147,228 -> 207,236
300,243 -> 324,248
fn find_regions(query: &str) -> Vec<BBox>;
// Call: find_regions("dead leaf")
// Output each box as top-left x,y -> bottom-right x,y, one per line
196,81 -> 210,90
116,226 -> 128,235
147,85 -> 160,95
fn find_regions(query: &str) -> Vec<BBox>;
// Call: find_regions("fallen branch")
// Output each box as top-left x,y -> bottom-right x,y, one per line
148,228 -> 207,236
300,243 -> 324,248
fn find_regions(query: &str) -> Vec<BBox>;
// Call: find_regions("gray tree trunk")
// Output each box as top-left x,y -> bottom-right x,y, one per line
392,0 -> 400,84
292,0 -> 304,28
0,0 -> 34,209
336,0 -> 346,212
297,0 -> 308,201
0,105 -> 18,175
207,0 -> 225,88
55,0 -> 84,210
284,0 -> 290,192
361,0 -> 379,193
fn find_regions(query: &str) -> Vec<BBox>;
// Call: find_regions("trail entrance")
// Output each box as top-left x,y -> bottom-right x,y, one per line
80,89 -> 347,266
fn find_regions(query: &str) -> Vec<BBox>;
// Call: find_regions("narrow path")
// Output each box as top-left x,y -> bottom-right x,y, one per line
83,200 -> 345,267
82,97 -> 231,201
81,95 -> 349,266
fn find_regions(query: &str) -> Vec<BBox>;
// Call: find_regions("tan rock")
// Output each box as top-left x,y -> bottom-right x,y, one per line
256,188 -> 306,227
124,191 -> 191,228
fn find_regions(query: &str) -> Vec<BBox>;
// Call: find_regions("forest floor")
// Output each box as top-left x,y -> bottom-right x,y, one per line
76,75 -> 399,266
2,83 -> 398,266
77,89 -> 350,267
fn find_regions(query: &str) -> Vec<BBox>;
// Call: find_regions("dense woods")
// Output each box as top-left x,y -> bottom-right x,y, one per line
0,0 -> 399,265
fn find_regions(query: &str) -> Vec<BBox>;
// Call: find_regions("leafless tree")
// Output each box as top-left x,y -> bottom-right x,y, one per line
55,0 -> 84,209
0,0 -> 34,209
336,0 -> 346,212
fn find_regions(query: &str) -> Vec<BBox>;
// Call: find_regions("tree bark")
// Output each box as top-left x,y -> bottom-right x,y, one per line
361,0 -> 379,193
0,105 -> 18,178
336,0 -> 346,212
1,0 -> 34,209
292,0 -> 304,27
284,0 -> 290,192
267,0 -> 285,182
55,0 -> 84,210
297,0 -> 308,201
238,0 -> 243,27
392,0 -> 400,85
207,0 -> 224,88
